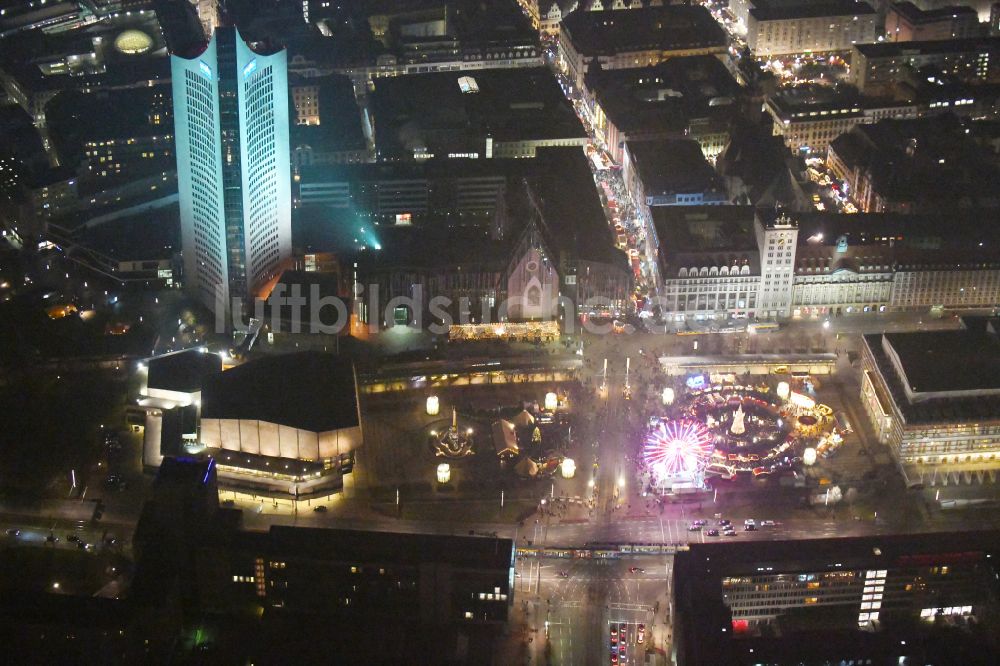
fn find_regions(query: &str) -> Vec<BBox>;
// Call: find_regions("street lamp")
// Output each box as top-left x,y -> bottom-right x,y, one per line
560,458 -> 576,479
426,395 -> 440,416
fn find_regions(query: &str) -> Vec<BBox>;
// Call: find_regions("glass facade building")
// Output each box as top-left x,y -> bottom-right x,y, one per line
172,26 -> 291,325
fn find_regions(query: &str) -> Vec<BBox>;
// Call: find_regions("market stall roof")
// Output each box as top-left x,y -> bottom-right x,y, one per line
492,420 -> 519,456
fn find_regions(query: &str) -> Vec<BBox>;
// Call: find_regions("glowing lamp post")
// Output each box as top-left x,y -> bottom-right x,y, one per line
661,387 -> 675,406
436,463 -> 451,484
560,458 -> 576,479
803,447 -> 817,466
776,381 -> 791,400
426,395 -> 440,416
544,391 -> 558,411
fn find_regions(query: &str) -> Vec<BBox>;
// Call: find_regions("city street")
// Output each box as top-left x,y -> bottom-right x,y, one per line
516,556 -> 668,666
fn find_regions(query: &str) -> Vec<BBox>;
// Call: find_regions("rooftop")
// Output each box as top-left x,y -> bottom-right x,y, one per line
767,84 -> 867,117
201,352 -> 360,432
749,0 -> 875,21
519,147 -> 629,268
827,116 -> 1000,210
678,529 -> 1000,572
864,326 -> 1000,423
586,56 -> 739,137
289,73 -> 366,153
356,226 -> 509,272
653,206 -> 759,253
146,348 -> 222,394
889,2 -> 978,23
259,525 -> 514,570
561,6 -> 726,57
780,209 -> 1000,252
653,206 -> 761,275
370,67 -> 584,159
854,35 -> 1000,59
626,139 -> 723,197
884,329 -> 1000,396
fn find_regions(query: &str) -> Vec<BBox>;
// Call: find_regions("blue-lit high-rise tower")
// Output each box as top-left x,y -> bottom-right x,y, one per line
172,25 -> 291,324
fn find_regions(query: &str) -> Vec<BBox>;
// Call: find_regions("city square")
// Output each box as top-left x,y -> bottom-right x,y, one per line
2,0 -> 1000,662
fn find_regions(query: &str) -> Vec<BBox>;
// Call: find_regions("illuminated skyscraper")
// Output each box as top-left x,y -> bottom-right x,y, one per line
171,26 -> 291,324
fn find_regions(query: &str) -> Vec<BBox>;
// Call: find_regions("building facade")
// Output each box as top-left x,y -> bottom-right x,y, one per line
885,2 -> 980,42
766,93 -> 918,153
746,2 -> 879,57
655,207 -> 1000,321
755,212 -> 799,318
674,532 -> 1000,665
558,6 -> 727,91
861,325 -> 1000,488
852,37 -> 1000,94
172,26 -> 292,322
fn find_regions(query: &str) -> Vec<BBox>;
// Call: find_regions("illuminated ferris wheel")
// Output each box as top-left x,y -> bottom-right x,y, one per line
643,418 -> 714,487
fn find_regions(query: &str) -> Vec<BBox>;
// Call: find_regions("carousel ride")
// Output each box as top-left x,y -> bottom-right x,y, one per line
429,408 -> 476,459
642,383 -> 836,490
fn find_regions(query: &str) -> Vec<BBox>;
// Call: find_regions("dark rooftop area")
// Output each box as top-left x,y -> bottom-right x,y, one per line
357,225 -> 508,271
262,525 -> 514,570
201,352 -> 360,432
653,206 -> 760,275
584,55 -> 739,136
626,139 -> 722,197
653,206 -> 759,253
767,83 -> 867,116
884,329 -> 1000,396
855,35 -> 1000,58
890,1 -> 978,22
561,5 -> 726,57
828,116 -> 1000,210
289,73 -> 366,153
268,270 -> 349,333
777,209 -> 1000,252
864,329 -> 1000,423
749,0 -> 874,21
370,67 -> 584,158
520,147 -> 628,268
678,529 -> 1000,570
146,348 -> 222,394
74,201 -> 179,261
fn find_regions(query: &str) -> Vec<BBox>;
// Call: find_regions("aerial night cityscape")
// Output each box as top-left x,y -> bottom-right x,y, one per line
3,0 -> 1000,664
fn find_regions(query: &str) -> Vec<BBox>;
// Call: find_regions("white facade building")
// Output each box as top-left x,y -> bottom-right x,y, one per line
755,212 -> 799,318
172,26 -> 292,324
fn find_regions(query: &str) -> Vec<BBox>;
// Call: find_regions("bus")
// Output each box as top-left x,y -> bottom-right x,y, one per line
748,322 -> 780,333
